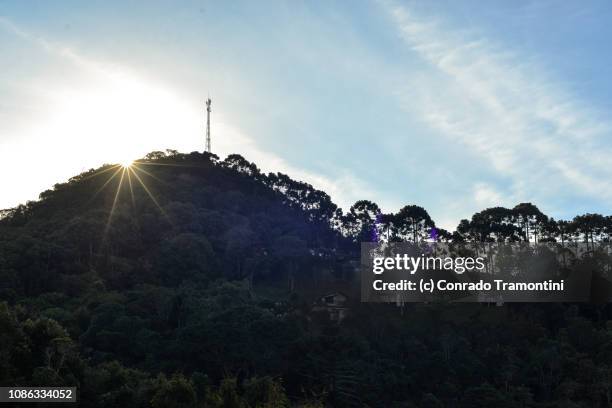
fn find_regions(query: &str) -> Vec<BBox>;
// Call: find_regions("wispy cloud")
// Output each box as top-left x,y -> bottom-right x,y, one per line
1,15 -> 82,64
473,182 -> 505,207
382,1 -> 612,213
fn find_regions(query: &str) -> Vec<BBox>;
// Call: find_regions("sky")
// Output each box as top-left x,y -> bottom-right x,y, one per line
1,0 -> 611,230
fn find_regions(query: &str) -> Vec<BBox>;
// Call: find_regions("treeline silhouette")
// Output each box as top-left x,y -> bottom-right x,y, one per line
0,150 -> 611,407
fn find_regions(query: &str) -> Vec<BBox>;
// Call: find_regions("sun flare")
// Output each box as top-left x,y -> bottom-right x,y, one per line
28,68 -> 201,182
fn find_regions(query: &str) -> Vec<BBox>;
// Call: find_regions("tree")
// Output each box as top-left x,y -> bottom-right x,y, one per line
145,151 -> 167,160
345,200 -> 381,242
420,393 -> 444,408
572,213 -> 607,250
270,235 -> 308,291
151,373 -> 197,408
223,226 -> 257,281
222,154 -> 262,178
394,205 -> 434,242
157,233 -> 216,285
464,207 -> 516,242
460,384 -> 511,408
218,378 -> 245,408
379,213 -> 396,242
244,376 -> 290,408
512,203 -> 547,243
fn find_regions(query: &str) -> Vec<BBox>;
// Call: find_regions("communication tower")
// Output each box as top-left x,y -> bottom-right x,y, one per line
205,97 -> 212,153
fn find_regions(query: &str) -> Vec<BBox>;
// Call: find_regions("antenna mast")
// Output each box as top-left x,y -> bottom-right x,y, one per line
205,97 -> 212,153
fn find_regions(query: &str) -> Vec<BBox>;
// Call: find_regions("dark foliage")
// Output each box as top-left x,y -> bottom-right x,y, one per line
1,150 -> 611,407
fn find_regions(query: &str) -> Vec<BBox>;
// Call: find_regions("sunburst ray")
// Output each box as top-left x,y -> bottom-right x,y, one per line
88,166 -> 124,204
129,167 -> 172,224
131,164 -> 169,186
79,164 -> 122,182
126,168 -> 136,207
103,167 -> 126,239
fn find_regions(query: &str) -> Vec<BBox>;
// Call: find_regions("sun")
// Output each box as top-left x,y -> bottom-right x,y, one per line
35,67 -> 200,179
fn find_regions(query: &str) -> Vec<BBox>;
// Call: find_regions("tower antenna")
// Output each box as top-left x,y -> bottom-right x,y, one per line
205,97 -> 212,153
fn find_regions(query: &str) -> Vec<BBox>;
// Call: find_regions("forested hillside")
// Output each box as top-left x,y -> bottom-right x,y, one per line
1,150 -> 612,407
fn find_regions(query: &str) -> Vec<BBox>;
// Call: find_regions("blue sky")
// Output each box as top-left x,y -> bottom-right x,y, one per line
1,0 -> 611,229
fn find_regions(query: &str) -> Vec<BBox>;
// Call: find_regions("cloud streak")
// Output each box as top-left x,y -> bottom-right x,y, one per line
383,1 -> 612,214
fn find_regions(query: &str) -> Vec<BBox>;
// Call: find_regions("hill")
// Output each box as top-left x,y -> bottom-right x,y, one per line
1,150 -> 612,407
